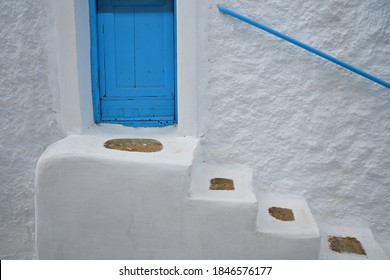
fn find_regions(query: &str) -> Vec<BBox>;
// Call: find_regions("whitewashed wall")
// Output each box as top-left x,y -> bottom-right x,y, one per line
197,0 -> 390,252
0,0 -> 62,259
1,0 -> 389,259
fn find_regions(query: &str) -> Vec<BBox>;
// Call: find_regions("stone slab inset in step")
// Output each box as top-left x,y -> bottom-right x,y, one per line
190,164 -> 256,203
256,193 -> 320,239
104,138 -> 163,153
210,178 -> 235,190
319,225 -> 389,260
328,236 -> 366,255
268,207 -> 295,221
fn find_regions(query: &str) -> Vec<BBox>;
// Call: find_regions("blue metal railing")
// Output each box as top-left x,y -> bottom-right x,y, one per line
217,5 -> 390,89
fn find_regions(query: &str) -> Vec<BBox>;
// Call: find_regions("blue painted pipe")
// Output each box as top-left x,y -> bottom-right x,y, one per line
217,5 -> 390,89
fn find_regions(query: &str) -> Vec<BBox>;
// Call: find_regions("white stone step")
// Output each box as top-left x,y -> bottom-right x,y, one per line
184,198 -> 320,259
183,199 -> 259,259
319,225 -> 389,259
189,163 -> 256,203
36,133 -> 199,259
252,193 -> 321,259
256,193 -> 320,239
184,192 -> 320,259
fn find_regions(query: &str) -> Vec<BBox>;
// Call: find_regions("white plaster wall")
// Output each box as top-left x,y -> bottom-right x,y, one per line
0,0 -> 62,259
197,0 -> 390,253
2,0 -> 389,259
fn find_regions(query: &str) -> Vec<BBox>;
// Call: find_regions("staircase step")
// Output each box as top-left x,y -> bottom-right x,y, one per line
36,134 -> 199,259
248,193 -> 320,259
189,164 -> 256,203
256,193 -> 320,239
184,199 -> 258,259
319,226 -> 389,259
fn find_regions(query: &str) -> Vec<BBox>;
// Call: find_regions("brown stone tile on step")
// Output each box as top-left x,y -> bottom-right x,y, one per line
328,236 -> 367,255
268,207 -> 295,221
209,178 -> 235,190
104,139 -> 163,153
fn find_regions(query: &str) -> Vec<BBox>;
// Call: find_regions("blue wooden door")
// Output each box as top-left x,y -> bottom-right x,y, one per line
96,0 -> 175,127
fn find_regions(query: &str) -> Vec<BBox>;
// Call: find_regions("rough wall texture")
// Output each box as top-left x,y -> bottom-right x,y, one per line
0,0 -> 62,259
197,0 -> 390,252
1,0 -> 389,259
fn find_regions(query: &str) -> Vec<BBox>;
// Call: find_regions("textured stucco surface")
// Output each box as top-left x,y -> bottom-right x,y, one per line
0,0 -> 62,259
197,0 -> 390,253
1,0 -> 389,259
